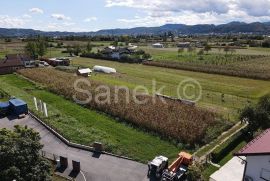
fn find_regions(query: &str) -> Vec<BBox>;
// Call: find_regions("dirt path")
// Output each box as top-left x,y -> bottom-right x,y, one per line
194,122 -> 247,163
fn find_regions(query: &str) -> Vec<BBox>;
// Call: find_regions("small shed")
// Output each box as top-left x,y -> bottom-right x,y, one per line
77,68 -> 92,77
9,99 -> 28,116
93,65 -> 116,74
0,102 -> 10,116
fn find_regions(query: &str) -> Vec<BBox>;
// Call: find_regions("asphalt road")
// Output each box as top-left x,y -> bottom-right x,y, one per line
0,115 -> 149,181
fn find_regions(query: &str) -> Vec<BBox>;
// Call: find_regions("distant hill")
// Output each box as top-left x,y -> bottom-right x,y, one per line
1,22 -> 270,37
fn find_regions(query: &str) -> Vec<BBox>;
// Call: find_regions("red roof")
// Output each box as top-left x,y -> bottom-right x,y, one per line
0,54 -> 25,68
235,128 -> 270,156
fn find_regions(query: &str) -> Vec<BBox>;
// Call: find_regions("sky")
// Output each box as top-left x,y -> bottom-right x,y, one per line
1,0 -> 270,32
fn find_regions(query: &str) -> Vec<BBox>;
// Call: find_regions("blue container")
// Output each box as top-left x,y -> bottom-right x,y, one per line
0,102 -> 10,115
9,99 -> 28,116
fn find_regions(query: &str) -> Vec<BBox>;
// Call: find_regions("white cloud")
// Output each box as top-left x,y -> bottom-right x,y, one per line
0,15 -> 29,28
29,8 -> 44,14
109,0 -> 270,26
84,17 -> 98,22
51,14 -> 71,21
237,0 -> 270,16
106,0 -> 229,14
23,14 -> 32,19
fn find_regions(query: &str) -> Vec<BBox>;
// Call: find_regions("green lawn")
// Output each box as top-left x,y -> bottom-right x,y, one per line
73,57 -> 270,120
0,74 -> 180,163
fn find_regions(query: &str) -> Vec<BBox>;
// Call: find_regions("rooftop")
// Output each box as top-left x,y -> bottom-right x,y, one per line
9,99 -> 27,107
235,128 -> 270,156
0,54 -> 25,68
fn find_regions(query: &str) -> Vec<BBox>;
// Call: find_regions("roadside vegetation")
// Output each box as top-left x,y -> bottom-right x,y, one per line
0,125 -> 51,180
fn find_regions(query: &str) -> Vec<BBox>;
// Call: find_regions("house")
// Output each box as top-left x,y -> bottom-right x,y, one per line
47,58 -> 70,67
0,54 -> 25,75
234,129 -> 270,181
210,156 -> 246,181
77,68 -> 92,77
103,47 -> 133,60
152,43 -> 164,48
177,42 -> 191,48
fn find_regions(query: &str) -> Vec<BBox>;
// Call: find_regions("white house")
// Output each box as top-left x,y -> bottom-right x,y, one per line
234,128 -> 270,181
152,43 -> 164,48
210,156 -> 246,181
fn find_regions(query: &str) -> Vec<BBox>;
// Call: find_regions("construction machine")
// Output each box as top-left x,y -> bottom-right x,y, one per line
148,156 -> 169,178
162,152 -> 193,181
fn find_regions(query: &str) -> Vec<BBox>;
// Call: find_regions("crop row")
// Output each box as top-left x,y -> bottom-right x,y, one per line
144,57 -> 270,80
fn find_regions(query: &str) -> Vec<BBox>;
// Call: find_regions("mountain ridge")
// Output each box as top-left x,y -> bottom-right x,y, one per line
1,22 -> 270,37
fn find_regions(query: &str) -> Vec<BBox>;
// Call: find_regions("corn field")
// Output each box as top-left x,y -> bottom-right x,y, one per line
18,68 -> 227,145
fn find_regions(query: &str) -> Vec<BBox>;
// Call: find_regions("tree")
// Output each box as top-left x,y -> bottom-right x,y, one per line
66,45 -> 73,56
25,41 -> 38,59
0,125 -> 51,181
178,48 -> 184,57
223,46 -> 230,55
73,44 -> 82,56
187,46 -> 194,54
204,44 -> 212,54
142,53 -> 151,60
186,163 -> 204,181
240,94 -> 270,136
86,42 -> 93,53
37,40 -> 48,58
197,49 -> 204,56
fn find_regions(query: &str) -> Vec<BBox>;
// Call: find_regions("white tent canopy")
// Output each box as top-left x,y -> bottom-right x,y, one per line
93,65 -> 116,74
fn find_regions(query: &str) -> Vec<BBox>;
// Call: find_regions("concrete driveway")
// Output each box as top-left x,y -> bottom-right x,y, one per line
0,116 -> 149,181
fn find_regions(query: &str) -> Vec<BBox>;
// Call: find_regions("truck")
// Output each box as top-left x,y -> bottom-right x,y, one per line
162,152 -> 193,181
148,156 -> 169,178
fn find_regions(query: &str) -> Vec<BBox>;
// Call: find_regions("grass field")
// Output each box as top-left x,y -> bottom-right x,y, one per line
72,57 -> 270,119
0,74 -> 180,162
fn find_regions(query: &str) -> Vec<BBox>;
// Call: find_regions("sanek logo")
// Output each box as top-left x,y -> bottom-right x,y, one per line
72,78 -> 202,105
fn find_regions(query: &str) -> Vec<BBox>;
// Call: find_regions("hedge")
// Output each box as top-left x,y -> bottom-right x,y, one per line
80,53 -> 144,63
211,131 -> 246,163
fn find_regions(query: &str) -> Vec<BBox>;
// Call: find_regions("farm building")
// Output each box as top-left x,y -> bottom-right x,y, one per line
0,54 -> 25,75
47,58 -> 70,67
93,65 -> 116,74
77,68 -> 92,77
177,42 -> 191,48
152,43 -> 164,48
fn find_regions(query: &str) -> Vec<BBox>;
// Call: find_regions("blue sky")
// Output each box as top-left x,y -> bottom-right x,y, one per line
1,0 -> 270,32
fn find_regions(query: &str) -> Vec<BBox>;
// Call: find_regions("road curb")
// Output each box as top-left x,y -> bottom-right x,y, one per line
28,112 -> 136,162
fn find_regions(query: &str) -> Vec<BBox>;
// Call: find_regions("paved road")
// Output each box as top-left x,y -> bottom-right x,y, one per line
0,116 -> 149,181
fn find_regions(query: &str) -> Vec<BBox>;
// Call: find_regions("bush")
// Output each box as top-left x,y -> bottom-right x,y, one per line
80,52 -> 144,63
